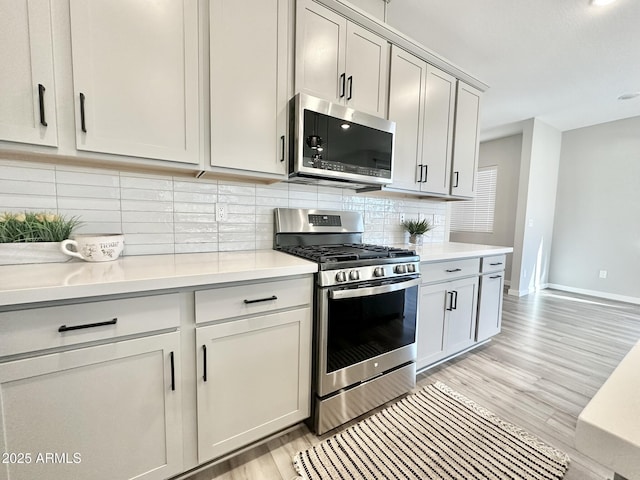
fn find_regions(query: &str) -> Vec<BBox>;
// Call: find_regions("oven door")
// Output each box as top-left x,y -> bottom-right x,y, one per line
316,276 -> 419,397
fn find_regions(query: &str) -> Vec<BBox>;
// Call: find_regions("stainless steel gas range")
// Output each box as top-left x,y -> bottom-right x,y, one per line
274,208 -> 419,435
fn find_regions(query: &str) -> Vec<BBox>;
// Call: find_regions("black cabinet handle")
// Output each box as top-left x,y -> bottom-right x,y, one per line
489,275 -> 502,279
202,345 -> 207,382
417,164 -> 424,182
452,290 -> 458,310
243,295 -> 277,304
58,318 -> 117,333
38,84 -> 47,127
170,351 -> 175,391
280,135 -> 285,162
453,171 -> 459,188
347,76 -> 353,100
446,291 -> 454,311
445,268 -> 462,273
79,92 -> 87,133
489,262 -> 503,266
339,73 -> 346,98
422,165 -> 428,183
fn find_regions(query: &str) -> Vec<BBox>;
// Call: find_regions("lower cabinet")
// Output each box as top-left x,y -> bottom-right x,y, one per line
195,307 -> 311,462
417,276 -> 479,370
0,332 -> 183,480
476,272 -> 504,342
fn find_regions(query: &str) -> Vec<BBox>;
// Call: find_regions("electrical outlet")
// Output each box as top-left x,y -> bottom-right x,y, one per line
599,270 -> 607,279
400,213 -> 405,223
216,203 -> 227,222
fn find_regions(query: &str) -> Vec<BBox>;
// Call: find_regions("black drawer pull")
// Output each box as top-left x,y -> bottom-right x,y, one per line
38,84 -> 47,127
446,291 -> 454,311
489,262 -> 503,266
202,345 -> 207,382
170,351 -> 175,391
445,268 -> 462,273
452,290 -> 458,310
489,275 -> 502,279
243,295 -> 278,305
58,318 -> 117,332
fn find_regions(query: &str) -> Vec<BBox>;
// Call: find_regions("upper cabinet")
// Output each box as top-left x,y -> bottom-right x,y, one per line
69,0 -> 199,164
295,0 -> 389,118
0,0 -> 58,147
209,0 -> 289,178
388,46 -> 456,196
450,82 -> 482,198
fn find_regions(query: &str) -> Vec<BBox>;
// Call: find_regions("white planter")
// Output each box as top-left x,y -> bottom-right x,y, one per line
0,242 -> 72,265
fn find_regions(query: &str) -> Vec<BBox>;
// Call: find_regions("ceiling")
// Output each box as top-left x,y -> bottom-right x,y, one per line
384,0 -> 640,139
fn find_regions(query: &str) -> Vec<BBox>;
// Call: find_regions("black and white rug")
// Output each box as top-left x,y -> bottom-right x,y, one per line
294,382 -> 570,480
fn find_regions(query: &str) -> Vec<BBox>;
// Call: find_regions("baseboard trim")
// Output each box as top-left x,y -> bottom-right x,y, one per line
507,287 -> 535,297
546,283 -> 640,305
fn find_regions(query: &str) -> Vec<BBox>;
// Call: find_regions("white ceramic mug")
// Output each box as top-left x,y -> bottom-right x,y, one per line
60,234 -> 125,262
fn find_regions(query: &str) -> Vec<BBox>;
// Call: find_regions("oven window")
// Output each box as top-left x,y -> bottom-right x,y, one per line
326,285 -> 417,373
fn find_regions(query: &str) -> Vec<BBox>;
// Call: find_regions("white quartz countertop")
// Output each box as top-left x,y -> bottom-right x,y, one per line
0,242 -> 513,308
575,339 -> 640,480
0,250 -> 318,308
406,242 -> 513,262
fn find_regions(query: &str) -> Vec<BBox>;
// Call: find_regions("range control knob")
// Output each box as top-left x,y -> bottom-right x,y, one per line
373,267 -> 385,277
394,264 -> 407,274
407,264 -> 416,273
335,271 -> 347,283
349,270 -> 360,281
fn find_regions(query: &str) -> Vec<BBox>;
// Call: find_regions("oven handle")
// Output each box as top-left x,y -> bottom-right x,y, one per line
329,278 -> 421,300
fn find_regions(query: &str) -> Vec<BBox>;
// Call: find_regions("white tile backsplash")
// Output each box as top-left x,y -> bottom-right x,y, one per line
0,158 -> 447,255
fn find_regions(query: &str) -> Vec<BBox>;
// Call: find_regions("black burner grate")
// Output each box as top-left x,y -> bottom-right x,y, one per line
278,243 -> 416,264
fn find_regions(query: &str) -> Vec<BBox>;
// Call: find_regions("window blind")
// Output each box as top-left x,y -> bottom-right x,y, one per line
450,166 -> 498,233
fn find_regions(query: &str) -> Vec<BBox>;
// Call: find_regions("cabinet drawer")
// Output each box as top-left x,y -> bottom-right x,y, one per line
0,294 -> 180,358
481,254 -> 506,273
195,276 -> 313,324
421,258 -> 479,284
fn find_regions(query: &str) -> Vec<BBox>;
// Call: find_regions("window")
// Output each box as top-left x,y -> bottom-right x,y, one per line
450,166 -> 498,233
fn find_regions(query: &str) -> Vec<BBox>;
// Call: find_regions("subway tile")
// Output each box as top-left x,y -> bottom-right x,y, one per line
75,222 -> 123,235
219,240 -> 256,251
256,239 -> 273,250
173,191 -> 216,203
218,183 -> 256,196
226,213 -> 256,224
255,185 -> 288,198
57,183 -> 120,199
256,213 -> 273,224
317,200 -> 343,210
121,188 -> 173,202
288,189 -> 317,201
256,196 -> 288,208
0,179 -> 56,196
174,222 -> 218,234
173,202 -> 217,214
288,183 -> 317,194
122,222 -> 173,234
120,175 -> 172,190
288,198 -> 318,209
122,211 -> 173,223
218,223 -> 255,234
55,170 -> 120,187
0,163 -> 55,183
59,209 -> 121,223
123,233 -> 174,245
0,194 -> 57,210
218,232 -> 255,243
124,244 -> 174,256
121,199 -> 172,212
175,243 -> 218,254
175,233 -> 218,243
58,197 -> 121,211
217,194 -> 256,206
174,179 -> 218,194
173,212 -> 217,223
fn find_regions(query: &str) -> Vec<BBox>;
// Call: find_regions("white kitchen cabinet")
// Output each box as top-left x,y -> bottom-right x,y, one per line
388,46 -> 456,195
0,0 -> 58,147
476,255 -> 506,342
210,0 -> 289,177
0,332 -> 183,480
295,0 -> 388,117
195,307 -> 311,462
417,258 -> 480,370
450,81 -> 482,198
69,0 -> 199,164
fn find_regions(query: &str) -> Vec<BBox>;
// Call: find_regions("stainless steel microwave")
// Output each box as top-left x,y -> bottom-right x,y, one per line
288,93 -> 395,189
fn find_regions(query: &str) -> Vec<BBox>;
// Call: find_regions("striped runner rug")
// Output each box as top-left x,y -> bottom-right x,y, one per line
294,382 -> 570,480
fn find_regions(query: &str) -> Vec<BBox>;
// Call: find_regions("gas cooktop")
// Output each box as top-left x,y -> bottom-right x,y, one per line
277,243 -> 417,264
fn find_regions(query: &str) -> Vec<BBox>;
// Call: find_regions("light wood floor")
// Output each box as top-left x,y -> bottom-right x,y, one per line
187,289 -> 640,480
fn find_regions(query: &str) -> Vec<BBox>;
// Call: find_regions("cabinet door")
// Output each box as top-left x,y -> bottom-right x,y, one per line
476,272 -> 504,342
420,66 -> 455,194
0,332 -> 183,480
388,46 -> 425,192
210,0 -> 288,177
0,0 -> 57,146
417,283 -> 448,370
196,307 -> 311,462
445,277 -> 479,355
69,0 -> 199,164
344,22 -> 388,118
451,81 -> 482,197
295,0 -> 347,104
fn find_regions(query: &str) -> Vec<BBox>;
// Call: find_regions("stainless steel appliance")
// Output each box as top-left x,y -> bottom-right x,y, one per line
288,93 -> 395,189
274,208 -> 419,434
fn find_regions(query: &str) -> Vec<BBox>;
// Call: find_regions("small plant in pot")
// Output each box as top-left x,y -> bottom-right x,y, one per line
401,218 -> 433,246
0,212 -> 82,265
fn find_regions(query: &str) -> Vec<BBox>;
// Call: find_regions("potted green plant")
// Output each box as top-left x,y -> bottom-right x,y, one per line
401,218 -> 433,245
0,212 -> 82,265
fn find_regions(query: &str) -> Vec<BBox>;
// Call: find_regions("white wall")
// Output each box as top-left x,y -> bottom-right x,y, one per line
548,116 -> 640,303
0,158 -> 447,256
509,119 -> 561,296
450,134 -> 522,281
